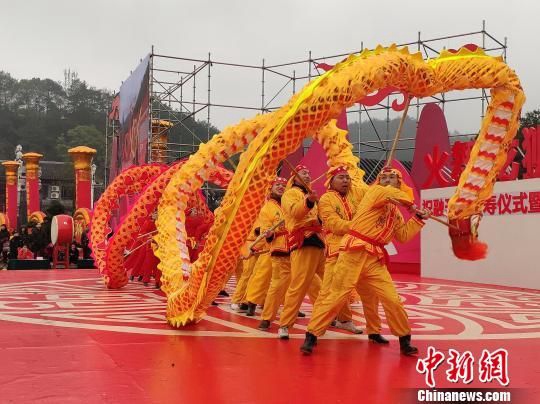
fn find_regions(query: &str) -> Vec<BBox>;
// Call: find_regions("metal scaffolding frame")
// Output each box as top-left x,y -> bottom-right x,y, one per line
106,21 -> 507,184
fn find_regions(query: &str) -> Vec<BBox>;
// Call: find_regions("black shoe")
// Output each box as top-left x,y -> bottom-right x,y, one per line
258,320 -> 271,331
138,275 -> 143,282
211,301 -> 219,306
246,302 -> 257,316
300,332 -> 318,355
218,290 -> 229,297
330,320 -> 337,327
368,334 -> 390,344
143,282 -> 149,287
399,335 -> 418,356
239,303 -> 249,312
129,276 -> 134,281
297,311 -> 306,318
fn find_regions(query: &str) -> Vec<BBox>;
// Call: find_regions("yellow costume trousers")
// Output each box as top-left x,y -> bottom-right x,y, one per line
317,258 -> 355,322
307,249 -> 411,337
279,246 -> 325,328
319,258 -> 382,332
234,259 -> 243,284
245,253 -> 273,306
260,256 -> 291,322
231,255 -> 258,304
356,278 -> 382,335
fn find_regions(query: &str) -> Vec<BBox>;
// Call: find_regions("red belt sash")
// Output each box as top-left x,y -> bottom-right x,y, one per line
289,225 -> 323,250
347,230 -> 389,264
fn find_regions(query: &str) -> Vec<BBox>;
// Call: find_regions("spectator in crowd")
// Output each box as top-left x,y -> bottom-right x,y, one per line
20,226 -> 31,249
69,242 -> 80,265
17,243 -> 34,260
81,226 -> 92,259
9,231 -> 22,259
40,217 -> 53,260
30,222 -> 48,258
0,225 -> 10,268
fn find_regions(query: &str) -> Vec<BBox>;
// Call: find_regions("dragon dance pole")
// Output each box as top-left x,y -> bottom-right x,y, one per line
385,96 -> 411,167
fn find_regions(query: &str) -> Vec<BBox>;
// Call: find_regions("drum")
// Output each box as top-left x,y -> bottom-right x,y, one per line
51,215 -> 74,245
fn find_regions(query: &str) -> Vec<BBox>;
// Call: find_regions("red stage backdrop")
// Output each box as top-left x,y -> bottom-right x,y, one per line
2,161 -> 20,231
119,55 -> 150,170
108,95 -> 120,182
411,103 -> 452,189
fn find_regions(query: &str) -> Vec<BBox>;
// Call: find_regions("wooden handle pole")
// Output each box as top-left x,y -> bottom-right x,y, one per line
243,219 -> 285,259
385,96 -> 411,167
387,197 -> 459,231
282,159 -> 312,193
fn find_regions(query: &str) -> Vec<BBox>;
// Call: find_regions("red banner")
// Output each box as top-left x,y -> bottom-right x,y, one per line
5,181 -> 17,232
119,55 -> 150,170
2,162 -> 19,232
75,169 -> 92,210
422,189 -> 540,217
26,171 -> 40,216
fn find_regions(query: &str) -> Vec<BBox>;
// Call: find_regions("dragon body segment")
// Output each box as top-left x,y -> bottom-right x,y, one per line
92,44 -> 524,326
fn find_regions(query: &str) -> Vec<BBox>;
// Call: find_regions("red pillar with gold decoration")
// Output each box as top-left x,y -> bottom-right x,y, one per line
2,161 -> 20,231
22,152 -> 43,217
150,119 -> 173,163
68,146 -> 97,210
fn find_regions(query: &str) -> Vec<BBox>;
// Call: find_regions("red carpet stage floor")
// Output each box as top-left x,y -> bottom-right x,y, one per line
0,270 -> 539,403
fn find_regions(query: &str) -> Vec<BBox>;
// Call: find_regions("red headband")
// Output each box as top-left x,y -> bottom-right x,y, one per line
379,167 -> 402,178
327,166 -> 348,178
273,177 -> 287,185
295,165 -> 309,173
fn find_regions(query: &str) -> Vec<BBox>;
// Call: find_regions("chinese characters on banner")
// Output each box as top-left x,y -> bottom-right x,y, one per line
421,126 -> 540,189
417,346 -> 509,388
422,190 -> 540,217
522,126 -> 540,179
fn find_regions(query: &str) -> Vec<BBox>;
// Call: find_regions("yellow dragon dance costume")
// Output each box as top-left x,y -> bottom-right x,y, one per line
149,45 -> 523,326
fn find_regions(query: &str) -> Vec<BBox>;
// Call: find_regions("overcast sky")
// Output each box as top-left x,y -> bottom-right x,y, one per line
1,0 -> 538,133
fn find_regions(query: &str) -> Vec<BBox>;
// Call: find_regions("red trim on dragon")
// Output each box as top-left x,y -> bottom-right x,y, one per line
449,216 -> 488,260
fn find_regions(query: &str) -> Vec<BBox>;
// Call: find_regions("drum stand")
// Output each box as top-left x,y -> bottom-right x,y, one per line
52,243 -> 70,269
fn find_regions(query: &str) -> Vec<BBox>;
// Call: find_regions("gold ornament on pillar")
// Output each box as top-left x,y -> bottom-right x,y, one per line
68,146 -> 97,210
22,152 -> 44,217
2,161 -> 20,186
22,152 -> 43,180
151,119 -> 173,163
68,146 -> 96,174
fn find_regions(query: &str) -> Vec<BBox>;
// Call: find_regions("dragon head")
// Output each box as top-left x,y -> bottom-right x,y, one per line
448,215 -> 488,260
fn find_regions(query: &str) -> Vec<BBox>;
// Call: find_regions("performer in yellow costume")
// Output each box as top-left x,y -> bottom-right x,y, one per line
301,167 -> 430,355
256,177 -> 291,330
317,165 -> 370,335
278,165 -> 325,339
243,204 -> 275,316
230,220 -> 266,312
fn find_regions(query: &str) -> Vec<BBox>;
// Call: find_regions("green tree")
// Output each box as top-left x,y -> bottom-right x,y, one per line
0,71 -> 18,107
0,71 -> 111,165
56,125 -> 105,180
520,109 -> 540,130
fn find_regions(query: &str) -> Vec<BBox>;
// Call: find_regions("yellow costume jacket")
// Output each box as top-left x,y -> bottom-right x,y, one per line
258,198 -> 289,255
319,184 -> 366,259
281,185 -> 324,250
341,185 -> 424,261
